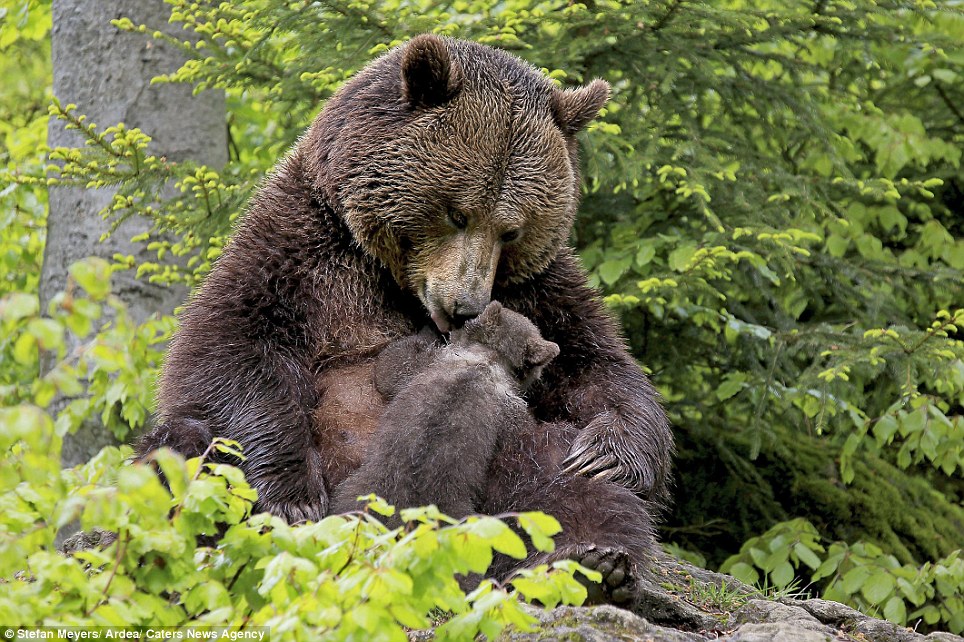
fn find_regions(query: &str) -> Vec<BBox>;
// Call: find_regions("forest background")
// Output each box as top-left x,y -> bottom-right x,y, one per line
0,0 -> 962,638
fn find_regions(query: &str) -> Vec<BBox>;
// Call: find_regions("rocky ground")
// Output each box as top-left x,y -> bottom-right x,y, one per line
493,556 -> 963,642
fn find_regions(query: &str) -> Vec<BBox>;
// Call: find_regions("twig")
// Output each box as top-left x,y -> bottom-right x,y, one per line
935,82 -> 964,125
85,531 -> 128,616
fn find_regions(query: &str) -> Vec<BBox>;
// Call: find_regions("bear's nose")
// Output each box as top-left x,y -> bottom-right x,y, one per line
449,312 -> 477,329
450,299 -> 486,328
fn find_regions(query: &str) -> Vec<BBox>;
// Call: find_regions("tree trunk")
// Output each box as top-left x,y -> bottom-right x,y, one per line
43,0 -> 226,468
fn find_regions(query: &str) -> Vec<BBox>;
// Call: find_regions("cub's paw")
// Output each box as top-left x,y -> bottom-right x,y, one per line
572,546 -> 638,607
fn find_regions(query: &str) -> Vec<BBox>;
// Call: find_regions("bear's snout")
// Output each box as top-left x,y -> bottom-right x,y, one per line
420,233 -> 500,332
426,289 -> 490,332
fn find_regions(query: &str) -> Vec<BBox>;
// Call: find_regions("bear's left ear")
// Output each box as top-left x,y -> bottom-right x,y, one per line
551,79 -> 610,135
401,34 -> 462,108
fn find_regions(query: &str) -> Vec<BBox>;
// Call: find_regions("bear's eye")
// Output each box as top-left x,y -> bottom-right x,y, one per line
501,229 -> 522,244
447,210 -> 468,230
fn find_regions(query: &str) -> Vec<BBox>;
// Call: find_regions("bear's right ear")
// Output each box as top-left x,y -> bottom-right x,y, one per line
551,79 -> 610,135
401,34 -> 462,109
526,339 -> 560,369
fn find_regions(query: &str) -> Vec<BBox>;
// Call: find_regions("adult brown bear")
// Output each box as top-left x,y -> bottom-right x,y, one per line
137,34 -> 672,604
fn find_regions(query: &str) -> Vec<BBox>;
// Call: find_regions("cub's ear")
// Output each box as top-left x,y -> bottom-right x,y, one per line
401,34 -> 462,108
551,79 -> 610,135
476,301 -> 503,325
479,301 -> 502,320
526,339 -> 560,369
461,301 -> 502,337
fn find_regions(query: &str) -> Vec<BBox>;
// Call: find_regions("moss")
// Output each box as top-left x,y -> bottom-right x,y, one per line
666,422 -> 964,569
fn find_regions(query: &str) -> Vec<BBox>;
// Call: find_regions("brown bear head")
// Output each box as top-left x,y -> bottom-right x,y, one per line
304,34 -> 608,332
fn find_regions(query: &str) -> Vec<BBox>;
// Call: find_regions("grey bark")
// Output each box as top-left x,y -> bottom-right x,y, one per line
43,0 -> 227,468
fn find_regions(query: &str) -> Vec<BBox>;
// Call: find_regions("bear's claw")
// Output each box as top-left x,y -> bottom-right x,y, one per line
255,497 -> 328,525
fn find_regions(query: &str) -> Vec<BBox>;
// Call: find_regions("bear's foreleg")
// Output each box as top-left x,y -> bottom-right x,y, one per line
143,344 -> 330,524
559,360 -> 674,503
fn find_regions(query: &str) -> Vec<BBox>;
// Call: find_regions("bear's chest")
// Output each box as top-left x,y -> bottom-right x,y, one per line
312,361 -> 387,488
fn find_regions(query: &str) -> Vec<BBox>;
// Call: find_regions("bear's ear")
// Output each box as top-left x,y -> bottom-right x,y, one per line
526,339 -> 560,369
551,79 -> 610,135
476,301 -> 503,326
401,34 -> 462,109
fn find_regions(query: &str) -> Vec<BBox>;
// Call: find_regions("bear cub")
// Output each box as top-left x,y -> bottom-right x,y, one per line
332,302 -> 559,520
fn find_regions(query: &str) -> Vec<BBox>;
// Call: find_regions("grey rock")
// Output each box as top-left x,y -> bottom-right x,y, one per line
730,599 -> 825,628
787,597 -> 964,642
853,618 -> 933,642
635,576 -> 722,633
499,604 -> 705,642
786,598 -> 866,627
722,600 -> 835,641
719,622 -> 836,642
59,527 -> 117,555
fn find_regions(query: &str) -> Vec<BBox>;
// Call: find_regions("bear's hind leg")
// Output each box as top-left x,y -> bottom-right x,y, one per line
569,545 -> 638,606
482,421 -> 657,608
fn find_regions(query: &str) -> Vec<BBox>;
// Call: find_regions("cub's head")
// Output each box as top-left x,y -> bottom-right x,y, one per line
453,301 -> 559,389
305,34 -> 608,332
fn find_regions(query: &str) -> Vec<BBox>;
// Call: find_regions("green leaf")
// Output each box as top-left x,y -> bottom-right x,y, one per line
813,554 -> 843,582
517,512 -> 561,555
0,292 -> 39,321
770,560 -> 794,587
14,332 -> 37,365
511,577 -> 556,606
89,344 -> 126,372
598,257 -> 631,286
728,562 -> 759,585
861,571 -> 896,604
826,234 -> 849,257
68,257 -> 112,300
748,547 -> 768,567
793,543 -> 822,570
715,373 -> 746,401
899,409 -> 926,436
872,415 -> 899,444
635,245 -> 656,267
841,566 -> 872,595
27,318 -> 64,351
668,243 -> 697,272
184,581 -> 231,614
883,595 -> 907,624
389,603 -> 429,630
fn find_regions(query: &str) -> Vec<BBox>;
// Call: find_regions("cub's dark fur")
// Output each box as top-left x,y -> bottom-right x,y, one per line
332,302 -> 559,520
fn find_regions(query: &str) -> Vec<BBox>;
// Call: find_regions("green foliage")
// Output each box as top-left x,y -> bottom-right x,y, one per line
0,402 -> 590,637
1,257 -> 171,440
41,101 -> 245,287
722,518 -> 964,633
0,246 -> 590,638
1,0 -> 963,635
0,1 -> 49,298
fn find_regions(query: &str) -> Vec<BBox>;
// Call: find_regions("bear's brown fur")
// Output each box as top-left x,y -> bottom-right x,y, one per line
137,34 -> 673,602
